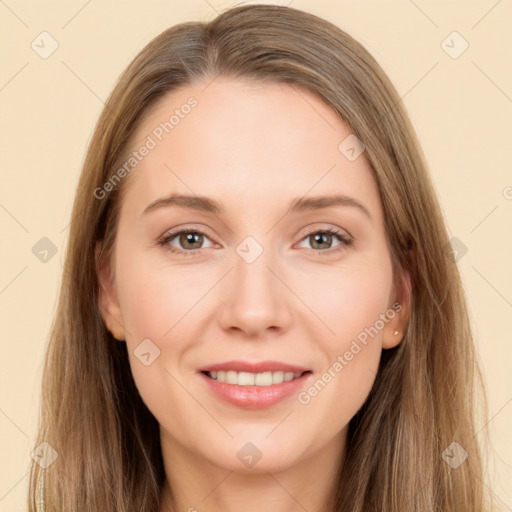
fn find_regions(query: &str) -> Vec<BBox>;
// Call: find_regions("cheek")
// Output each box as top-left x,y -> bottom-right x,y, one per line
293,257 -> 393,419
116,252 -> 207,340
112,248 -> 189,376
293,255 -> 394,343
114,262 -> 198,420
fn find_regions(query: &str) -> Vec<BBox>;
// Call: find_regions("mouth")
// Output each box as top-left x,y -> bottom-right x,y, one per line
201,369 -> 312,386
198,368 -> 313,409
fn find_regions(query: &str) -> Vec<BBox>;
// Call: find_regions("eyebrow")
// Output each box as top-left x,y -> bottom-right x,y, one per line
141,193 -> 371,220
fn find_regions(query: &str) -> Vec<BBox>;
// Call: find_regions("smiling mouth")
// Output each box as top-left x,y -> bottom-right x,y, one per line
202,370 -> 311,386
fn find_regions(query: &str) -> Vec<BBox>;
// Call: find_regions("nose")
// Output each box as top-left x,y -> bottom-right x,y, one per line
217,246 -> 293,338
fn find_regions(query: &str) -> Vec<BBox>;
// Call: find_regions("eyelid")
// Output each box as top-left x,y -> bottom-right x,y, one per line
298,224 -> 352,241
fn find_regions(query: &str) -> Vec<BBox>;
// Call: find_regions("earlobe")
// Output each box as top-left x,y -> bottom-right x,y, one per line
95,242 -> 126,341
382,270 -> 412,349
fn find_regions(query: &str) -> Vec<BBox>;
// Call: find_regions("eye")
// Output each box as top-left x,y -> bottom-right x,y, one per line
157,228 -> 215,256
158,226 -> 353,257
296,228 -> 353,255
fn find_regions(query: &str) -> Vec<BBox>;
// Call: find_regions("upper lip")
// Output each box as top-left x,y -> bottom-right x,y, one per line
199,360 -> 310,374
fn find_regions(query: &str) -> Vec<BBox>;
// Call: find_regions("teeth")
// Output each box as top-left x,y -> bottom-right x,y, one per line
207,370 -> 304,386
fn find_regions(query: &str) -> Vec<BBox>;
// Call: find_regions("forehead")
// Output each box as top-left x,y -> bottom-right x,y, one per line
119,78 -> 381,222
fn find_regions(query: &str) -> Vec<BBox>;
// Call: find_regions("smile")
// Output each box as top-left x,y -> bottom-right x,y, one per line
204,370 -> 309,386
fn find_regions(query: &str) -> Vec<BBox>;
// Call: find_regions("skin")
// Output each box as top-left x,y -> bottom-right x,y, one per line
97,78 -> 410,512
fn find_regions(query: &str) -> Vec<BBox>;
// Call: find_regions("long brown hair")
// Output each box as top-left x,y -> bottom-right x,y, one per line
28,4 -> 493,511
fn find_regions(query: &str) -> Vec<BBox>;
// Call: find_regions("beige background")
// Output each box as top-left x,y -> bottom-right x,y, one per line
1,0 -> 511,510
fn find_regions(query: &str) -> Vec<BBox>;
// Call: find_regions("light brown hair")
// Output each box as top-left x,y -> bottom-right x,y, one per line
28,4 -> 492,511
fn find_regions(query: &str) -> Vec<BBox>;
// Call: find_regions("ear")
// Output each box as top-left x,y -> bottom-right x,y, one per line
382,268 -> 412,349
95,242 -> 126,341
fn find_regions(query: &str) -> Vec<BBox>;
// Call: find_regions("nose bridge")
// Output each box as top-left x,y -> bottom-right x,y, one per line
217,234 -> 291,335
234,234 -> 279,307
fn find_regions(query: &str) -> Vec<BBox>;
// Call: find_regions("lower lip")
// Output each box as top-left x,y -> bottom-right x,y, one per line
199,371 -> 312,409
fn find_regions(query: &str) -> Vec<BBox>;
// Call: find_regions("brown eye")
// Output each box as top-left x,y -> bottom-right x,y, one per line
309,232 -> 334,250
178,231 -> 204,250
297,228 -> 353,255
158,229 -> 215,256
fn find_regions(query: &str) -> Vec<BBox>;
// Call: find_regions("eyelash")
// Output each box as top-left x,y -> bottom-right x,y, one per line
157,227 -> 353,257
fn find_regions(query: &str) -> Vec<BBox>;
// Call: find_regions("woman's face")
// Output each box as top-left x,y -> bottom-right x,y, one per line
98,78 -> 409,474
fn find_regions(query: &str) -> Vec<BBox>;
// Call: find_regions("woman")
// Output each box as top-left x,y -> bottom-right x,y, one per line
28,4 -> 492,511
